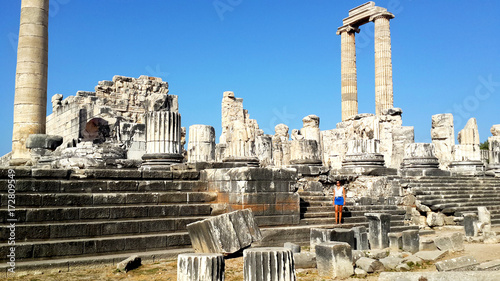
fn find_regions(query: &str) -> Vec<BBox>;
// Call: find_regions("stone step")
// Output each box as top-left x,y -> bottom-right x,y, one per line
417,192 -> 500,200
0,191 -> 217,207
421,196 -> 500,206
302,209 -> 405,219
0,216 -> 210,241
0,231 -> 191,262
0,203 -> 213,223
0,247 -> 193,274
298,216 -> 406,226
299,196 -> 332,203
301,205 -> 399,213
406,180 -> 500,185
402,177 -> 500,183
0,179 -> 206,193
437,202 -> 500,214
415,186 -> 500,192
297,191 -> 325,196
453,206 -> 500,216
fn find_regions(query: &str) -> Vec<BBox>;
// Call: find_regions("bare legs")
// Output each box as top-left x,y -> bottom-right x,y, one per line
335,205 -> 344,224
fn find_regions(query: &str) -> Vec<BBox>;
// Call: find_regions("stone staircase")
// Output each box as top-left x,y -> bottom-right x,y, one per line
298,190 -> 414,232
0,168 -> 217,264
404,176 -> 500,225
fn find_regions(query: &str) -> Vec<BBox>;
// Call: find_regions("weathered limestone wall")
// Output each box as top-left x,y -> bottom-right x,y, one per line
321,129 -> 346,169
47,75 -> 170,147
272,124 -> 291,167
12,0 -> 50,163
431,114 -> 455,169
322,110 -> 413,169
203,167 -> 300,226
454,118 -> 480,161
219,91 -> 263,161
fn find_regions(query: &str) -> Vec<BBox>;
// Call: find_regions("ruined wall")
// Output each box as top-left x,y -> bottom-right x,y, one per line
218,91 -> 263,161
321,109 -> 413,169
46,75 -> 171,159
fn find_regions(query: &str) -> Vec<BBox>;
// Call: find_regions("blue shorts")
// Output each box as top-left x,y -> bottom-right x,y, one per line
334,197 -> 344,206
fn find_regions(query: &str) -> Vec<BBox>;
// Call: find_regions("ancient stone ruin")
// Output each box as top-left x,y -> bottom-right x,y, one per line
2,1 -> 500,279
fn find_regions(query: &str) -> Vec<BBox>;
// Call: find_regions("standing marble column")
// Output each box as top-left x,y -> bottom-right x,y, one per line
337,25 -> 359,121
12,0 -> 50,165
372,12 -> 395,116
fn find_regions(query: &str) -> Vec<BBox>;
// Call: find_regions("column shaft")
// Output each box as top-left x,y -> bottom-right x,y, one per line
12,0 -> 49,163
340,30 -> 358,121
374,16 -> 394,115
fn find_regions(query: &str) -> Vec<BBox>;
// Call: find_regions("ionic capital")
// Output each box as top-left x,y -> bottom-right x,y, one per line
336,25 -> 360,36
369,11 -> 395,22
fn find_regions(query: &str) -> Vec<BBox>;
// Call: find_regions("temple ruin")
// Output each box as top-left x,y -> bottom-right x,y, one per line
2,0 -> 500,277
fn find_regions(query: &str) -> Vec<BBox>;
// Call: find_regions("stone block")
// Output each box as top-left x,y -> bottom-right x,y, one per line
420,238 -> 437,251
380,256 -> 403,270
415,250 -> 448,262
293,252 -> 316,269
388,232 -> 402,251
187,209 -> 261,254
310,228 -> 334,251
243,247 -> 295,281
435,256 -> 479,271
379,272 -> 500,281
26,134 -> 63,149
354,268 -> 367,277
434,236 -> 453,252
365,213 -> 391,249
32,169 -> 70,179
403,254 -> 423,266
117,255 -> 141,272
352,250 -> 365,263
478,206 -> 491,229
402,230 -> 419,254
477,259 -> 500,271
331,228 -> 355,249
177,253 -> 224,281
316,242 -> 353,279
284,242 -> 300,253
365,248 -> 390,259
427,212 -> 445,227
463,213 -> 478,237
355,257 -> 384,273
351,226 -> 369,250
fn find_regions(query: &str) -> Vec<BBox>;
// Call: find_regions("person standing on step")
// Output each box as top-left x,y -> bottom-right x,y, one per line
333,180 -> 346,224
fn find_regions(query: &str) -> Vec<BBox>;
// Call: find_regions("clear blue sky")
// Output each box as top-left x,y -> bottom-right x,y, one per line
1,1 -> 499,157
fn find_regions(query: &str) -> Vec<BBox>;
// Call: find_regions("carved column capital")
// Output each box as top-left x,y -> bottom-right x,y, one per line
336,25 -> 360,36
369,11 -> 395,22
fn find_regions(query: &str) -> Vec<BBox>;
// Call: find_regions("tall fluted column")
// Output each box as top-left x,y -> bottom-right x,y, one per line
372,13 -> 394,115
12,0 -> 49,164
337,25 -> 359,121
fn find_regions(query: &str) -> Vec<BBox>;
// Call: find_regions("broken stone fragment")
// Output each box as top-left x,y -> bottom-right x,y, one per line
491,124 -> 500,136
355,257 -> 384,273
26,134 -> 63,150
186,209 -> 262,254
116,255 -> 141,272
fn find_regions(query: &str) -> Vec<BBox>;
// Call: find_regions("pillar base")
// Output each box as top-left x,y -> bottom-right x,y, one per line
450,161 -> 485,176
141,153 -> 183,170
